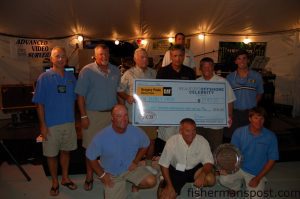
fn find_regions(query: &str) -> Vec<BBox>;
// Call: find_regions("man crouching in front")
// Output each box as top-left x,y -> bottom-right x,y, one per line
158,118 -> 215,199
86,104 -> 157,198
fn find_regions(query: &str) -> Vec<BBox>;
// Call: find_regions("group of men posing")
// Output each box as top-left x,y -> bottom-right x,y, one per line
32,33 -> 279,199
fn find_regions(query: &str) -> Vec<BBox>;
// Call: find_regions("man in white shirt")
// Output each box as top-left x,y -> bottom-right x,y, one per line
162,33 -> 196,70
158,118 -> 215,198
118,48 -> 157,167
197,57 -> 236,152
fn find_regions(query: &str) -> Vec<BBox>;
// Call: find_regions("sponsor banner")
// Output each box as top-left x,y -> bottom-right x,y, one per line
133,79 -> 228,126
10,38 -> 55,60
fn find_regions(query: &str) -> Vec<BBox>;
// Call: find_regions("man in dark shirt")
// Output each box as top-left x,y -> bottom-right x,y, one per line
155,44 -> 196,156
156,44 -> 196,80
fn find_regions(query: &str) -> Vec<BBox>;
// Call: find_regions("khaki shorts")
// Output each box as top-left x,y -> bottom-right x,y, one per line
43,122 -> 77,157
139,126 -> 157,140
82,110 -> 111,148
104,166 -> 152,199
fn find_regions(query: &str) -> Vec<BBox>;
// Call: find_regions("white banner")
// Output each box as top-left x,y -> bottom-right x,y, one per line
10,38 -> 55,60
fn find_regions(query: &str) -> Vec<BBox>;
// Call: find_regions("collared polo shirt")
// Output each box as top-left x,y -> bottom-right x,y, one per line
32,69 -> 77,127
231,126 -> 279,176
226,70 -> 264,110
75,62 -> 120,111
118,66 -> 157,120
156,64 -> 196,80
118,66 -> 157,95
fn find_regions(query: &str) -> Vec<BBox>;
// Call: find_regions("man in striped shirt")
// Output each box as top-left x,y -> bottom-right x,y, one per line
225,50 -> 264,141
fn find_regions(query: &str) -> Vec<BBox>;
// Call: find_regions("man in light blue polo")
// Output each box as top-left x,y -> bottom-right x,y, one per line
75,44 -> 120,191
219,107 -> 279,199
86,104 -> 157,198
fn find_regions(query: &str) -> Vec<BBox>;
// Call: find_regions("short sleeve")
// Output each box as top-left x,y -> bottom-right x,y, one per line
32,74 -> 46,104
75,67 -> 90,97
158,137 -> 175,168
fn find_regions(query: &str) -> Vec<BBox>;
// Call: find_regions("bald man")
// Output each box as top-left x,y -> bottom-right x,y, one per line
86,104 -> 157,198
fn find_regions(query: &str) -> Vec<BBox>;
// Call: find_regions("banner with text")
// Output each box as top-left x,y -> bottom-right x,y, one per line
10,38 -> 55,60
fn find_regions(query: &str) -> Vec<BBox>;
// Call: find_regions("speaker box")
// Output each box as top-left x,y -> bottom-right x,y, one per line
1,84 -> 36,113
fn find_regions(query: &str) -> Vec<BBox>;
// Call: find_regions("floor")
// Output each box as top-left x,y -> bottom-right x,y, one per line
0,114 -> 300,198
0,161 -> 299,199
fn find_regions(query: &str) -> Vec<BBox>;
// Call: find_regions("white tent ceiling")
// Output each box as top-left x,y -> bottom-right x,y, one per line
0,0 -> 300,40
1,0 -> 300,118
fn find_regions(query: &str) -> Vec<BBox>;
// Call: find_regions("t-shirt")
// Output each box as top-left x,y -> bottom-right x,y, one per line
86,124 -> 150,176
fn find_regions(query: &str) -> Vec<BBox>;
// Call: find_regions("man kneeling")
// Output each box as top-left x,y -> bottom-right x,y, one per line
158,118 -> 215,198
86,104 -> 157,198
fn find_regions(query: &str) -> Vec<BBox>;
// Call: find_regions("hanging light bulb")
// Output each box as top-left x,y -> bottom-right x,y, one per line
141,39 -> 147,45
115,40 -> 120,45
243,36 -> 251,44
77,35 -> 83,42
198,33 -> 205,40
168,37 -> 174,43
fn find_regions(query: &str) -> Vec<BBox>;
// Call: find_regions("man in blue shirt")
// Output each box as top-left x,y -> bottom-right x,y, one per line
33,46 -> 77,196
219,107 -> 279,198
225,50 -> 264,141
75,44 -> 120,190
86,104 -> 157,198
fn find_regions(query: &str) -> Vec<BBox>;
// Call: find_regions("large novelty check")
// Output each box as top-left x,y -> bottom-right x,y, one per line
132,79 -> 229,126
